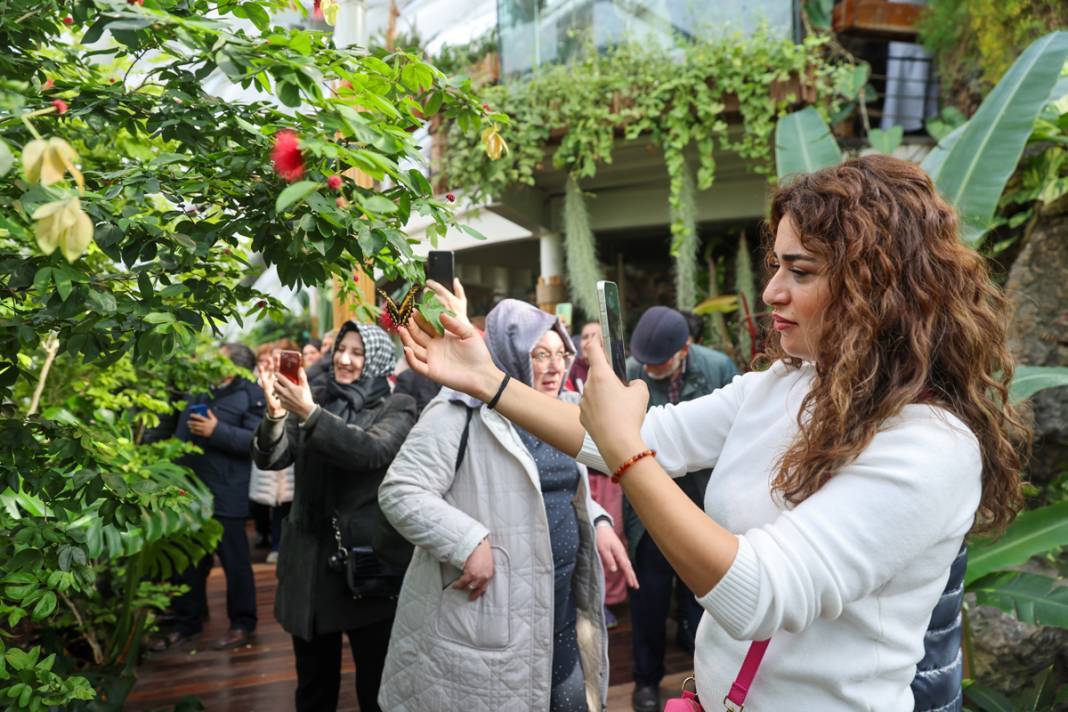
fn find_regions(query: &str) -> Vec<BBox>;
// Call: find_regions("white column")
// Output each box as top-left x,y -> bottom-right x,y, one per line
334,0 -> 367,50
536,232 -> 567,312
539,231 -> 564,279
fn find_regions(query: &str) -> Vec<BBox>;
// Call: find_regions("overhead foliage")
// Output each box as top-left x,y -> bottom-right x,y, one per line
0,0 -> 487,706
439,29 -> 856,301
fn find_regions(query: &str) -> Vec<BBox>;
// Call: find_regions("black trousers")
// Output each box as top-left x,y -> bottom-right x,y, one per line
270,501 -> 292,551
292,617 -> 393,712
172,515 -> 257,634
629,532 -> 704,687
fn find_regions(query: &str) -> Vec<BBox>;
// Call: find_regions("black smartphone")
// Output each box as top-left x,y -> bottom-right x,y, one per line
426,250 -> 455,292
596,280 -> 628,382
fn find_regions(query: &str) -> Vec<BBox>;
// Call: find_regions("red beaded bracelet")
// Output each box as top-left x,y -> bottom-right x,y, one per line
612,449 -> 656,484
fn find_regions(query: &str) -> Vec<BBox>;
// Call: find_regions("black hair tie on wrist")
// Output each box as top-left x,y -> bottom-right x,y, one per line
486,374 -> 511,410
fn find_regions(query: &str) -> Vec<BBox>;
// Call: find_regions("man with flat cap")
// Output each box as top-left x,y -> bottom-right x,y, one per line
625,305 -> 737,712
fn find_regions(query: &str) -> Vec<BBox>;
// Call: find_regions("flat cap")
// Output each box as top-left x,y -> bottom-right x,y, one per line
629,306 -> 689,365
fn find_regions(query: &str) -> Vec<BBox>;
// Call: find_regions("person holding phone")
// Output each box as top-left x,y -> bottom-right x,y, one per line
150,342 -> 265,652
396,155 -> 1029,711
252,321 -> 416,712
377,296 -> 635,712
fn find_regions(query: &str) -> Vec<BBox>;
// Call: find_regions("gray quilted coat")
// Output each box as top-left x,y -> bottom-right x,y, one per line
377,396 -> 610,711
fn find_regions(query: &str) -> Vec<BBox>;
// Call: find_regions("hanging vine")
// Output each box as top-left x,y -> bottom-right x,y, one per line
440,28 -> 852,213
563,177 -> 603,316
671,159 -> 699,310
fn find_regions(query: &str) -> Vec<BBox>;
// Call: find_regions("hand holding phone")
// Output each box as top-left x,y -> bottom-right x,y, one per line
188,403 -> 209,419
596,281 -> 628,383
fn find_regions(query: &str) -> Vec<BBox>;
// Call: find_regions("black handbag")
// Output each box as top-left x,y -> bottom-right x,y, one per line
327,515 -> 405,601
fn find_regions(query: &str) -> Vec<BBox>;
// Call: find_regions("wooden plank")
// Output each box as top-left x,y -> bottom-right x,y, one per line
833,0 -> 922,41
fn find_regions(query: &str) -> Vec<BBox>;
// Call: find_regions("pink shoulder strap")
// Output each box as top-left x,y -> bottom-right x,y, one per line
723,639 -> 770,710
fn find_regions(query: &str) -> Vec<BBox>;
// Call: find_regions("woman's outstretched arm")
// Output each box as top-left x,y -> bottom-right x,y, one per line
399,282 -> 587,457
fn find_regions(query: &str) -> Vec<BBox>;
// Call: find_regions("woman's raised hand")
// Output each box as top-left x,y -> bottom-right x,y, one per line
399,278 -> 503,402
579,334 -> 650,471
273,365 -> 317,422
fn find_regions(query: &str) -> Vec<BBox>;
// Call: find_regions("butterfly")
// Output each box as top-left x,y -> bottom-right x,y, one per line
377,285 -> 419,330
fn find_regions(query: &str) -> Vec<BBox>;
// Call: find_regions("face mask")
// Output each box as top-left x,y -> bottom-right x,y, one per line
644,353 -> 683,381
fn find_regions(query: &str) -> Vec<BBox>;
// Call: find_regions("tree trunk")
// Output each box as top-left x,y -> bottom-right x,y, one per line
1004,197 -> 1068,489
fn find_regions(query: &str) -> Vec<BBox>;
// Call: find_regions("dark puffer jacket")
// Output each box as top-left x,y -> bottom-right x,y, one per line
175,377 -> 265,518
252,391 -> 416,640
911,545 -> 967,712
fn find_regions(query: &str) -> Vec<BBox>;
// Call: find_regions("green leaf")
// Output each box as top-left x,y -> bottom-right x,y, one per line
53,269 -> 73,301
775,107 -> 842,179
360,195 -> 398,215
275,181 -> 321,214
964,680 -> 1015,712
966,501 -> 1068,585
31,592 -> 56,620
971,572 -> 1068,628
1009,365 -> 1068,403
804,0 -> 834,29
922,31 -> 1068,246
868,126 -> 903,154
242,2 -> 270,31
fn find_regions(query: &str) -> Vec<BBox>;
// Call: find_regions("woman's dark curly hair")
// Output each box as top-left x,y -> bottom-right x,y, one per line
764,154 -> 1030,535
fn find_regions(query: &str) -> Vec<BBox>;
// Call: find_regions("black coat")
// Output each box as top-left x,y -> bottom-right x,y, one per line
251,392 -> 416,640
175,378 -> 265,519
393,368 -> 442,415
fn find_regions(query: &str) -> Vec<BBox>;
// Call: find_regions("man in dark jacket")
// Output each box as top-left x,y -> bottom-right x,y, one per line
625,306 -> 737,712
153,342 -> 265,651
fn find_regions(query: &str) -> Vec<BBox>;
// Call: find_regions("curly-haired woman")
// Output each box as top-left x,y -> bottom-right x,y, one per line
398,155 -> 1030,710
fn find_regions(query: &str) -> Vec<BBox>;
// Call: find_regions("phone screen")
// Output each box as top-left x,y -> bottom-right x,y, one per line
596,281 -> 628,382
278,350 -> 301,385
426,251 -> 455,291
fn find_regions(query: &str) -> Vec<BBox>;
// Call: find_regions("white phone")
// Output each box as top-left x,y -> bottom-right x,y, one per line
596,280 -> 628,382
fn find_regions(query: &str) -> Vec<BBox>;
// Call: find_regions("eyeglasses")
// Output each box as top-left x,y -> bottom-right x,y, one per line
531,350 -> 573,365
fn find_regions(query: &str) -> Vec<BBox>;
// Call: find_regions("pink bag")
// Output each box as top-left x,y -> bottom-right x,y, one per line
664,639 -> 770,711
663,678 -> 702,712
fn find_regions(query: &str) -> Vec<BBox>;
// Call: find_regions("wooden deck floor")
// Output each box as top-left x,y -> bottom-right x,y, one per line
128,537 -> 694,711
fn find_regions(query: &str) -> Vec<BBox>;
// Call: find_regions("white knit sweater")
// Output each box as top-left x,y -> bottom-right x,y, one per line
579,361 -> 981,710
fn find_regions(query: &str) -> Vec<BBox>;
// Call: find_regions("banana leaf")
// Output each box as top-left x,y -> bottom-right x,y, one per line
1009,365 -> 1068,403
963,680 -> 1015,712
921,31 -> 1068,246
970,572 -> 1068,629
966,500 -> 1068,585
775,107 -> 842,180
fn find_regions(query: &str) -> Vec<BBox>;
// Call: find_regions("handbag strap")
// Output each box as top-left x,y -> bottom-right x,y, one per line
723,639 -> 770,711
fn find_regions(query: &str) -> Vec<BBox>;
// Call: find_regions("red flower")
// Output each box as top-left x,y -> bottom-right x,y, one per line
352,273 -> 359,283
482,103 -> 490,111
51,99 -> 68,115
62,15 -> 73,25
326,175 -> 342,191
313,0 -> 323,19
378,310 -> 396,332
271,130 -> 305,182
446,193 -> 455,203
42,79 -> 54,91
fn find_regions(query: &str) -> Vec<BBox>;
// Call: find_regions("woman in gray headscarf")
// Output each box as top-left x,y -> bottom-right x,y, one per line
254,321 -> 417,712
378,298 -> 635,712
